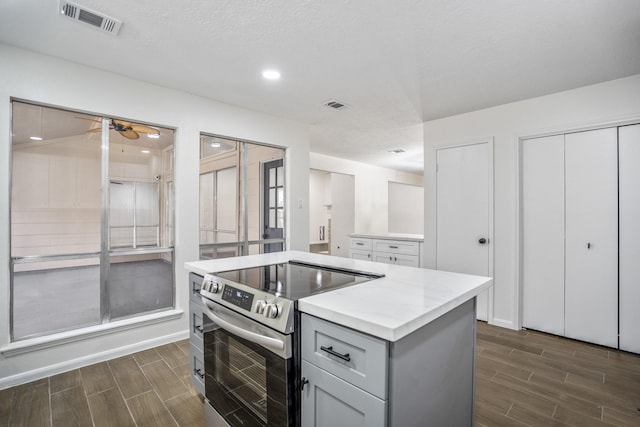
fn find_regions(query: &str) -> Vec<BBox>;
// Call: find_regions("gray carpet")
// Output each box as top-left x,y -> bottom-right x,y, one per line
12,260 -> 173,340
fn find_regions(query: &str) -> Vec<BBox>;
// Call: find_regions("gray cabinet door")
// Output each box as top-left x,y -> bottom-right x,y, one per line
301,360 -> 386,427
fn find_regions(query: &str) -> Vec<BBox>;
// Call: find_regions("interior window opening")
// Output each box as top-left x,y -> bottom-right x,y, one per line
198,134 -> 285,260
9,100 -> 175,340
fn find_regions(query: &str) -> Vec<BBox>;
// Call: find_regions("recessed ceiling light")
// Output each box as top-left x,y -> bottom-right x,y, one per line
141,150 -> 150,154
29,136 -> 43,141
262,69 -> 281,80
147,133 -> 160,139
211,142 -> 221,148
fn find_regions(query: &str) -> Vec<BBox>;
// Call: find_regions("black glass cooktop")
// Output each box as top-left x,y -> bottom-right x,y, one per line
214,260 -> 383,301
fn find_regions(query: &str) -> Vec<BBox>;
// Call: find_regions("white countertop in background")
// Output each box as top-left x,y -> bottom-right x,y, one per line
185,251 -> 492,342
348,232 -> 424,242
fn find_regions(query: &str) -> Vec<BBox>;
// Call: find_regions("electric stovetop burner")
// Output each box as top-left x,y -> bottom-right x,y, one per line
214,260 -> 384,301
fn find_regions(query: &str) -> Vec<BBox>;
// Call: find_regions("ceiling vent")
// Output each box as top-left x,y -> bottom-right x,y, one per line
323,100 -> 349,110
59,0 -> 122,35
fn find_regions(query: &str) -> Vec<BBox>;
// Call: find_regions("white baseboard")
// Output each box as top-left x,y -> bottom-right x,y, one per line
0,330 -> 189,390
488,317 -> 518,331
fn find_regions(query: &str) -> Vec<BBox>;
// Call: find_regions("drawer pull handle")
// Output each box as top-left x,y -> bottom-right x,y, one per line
195,325 -> 203,333
320,345 -> 351,362
389,245 -> 399,249
356,242 -> 364,245
195,368 -> 204,379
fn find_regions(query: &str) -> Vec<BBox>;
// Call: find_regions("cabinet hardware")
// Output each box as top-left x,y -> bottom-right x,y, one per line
195,368 -> 204,379
356,242 -> 364,246
320,345 -> 351,362
587,242 -> 591,249
301,377 -> 309,391
389,245 -> 399,249
478,238 -> 487,244
195,325 -> 203,333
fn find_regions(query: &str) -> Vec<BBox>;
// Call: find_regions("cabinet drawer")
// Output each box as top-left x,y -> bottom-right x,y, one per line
189,343 -> 205,395
350,248 -> 372,261
189,301 -> 204,350
373,239 -> 419,255
350,238 -> 372,250
301,360 -> 386,427
189,273 -> 204,305
302,314 -> 388,399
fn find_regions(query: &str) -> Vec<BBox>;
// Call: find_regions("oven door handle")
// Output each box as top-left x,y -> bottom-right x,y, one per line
201,297 -> 285,351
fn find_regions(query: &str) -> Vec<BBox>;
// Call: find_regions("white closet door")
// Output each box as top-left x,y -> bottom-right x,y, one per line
619,124 -> 640,353
564,128 -> 618,347
521,135 -> 565,335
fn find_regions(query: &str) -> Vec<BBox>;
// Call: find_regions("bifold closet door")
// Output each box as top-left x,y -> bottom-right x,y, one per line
564,128 -> 618,348
619,124 -> 640,353
521,135 -> 565,335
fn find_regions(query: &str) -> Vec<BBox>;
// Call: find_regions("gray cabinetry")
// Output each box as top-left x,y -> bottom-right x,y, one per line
301,360 -> 386,427
301,299 -> 476,426
188,273 -> 205,395
301,314 -> 387,427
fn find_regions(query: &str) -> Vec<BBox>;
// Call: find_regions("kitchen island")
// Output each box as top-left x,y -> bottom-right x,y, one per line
185,250 -> 492,426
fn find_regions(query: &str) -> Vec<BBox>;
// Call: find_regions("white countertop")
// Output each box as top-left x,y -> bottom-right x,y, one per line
185,251 -> 492,342
349,232 -> 424,242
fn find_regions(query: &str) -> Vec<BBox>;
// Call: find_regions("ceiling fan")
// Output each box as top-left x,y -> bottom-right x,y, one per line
78,117 -> 160,140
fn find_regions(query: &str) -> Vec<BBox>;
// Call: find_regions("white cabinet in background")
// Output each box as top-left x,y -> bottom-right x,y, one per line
349,235 -> 422,267
619,124 -> 640,353
349,237 -> 372,260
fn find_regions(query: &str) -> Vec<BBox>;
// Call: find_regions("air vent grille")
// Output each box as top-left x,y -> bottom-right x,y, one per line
323,100 -> 349,110
59,0 -> 122,35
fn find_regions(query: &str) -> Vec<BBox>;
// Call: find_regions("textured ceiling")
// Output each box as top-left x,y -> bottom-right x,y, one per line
1,0 -> 639,173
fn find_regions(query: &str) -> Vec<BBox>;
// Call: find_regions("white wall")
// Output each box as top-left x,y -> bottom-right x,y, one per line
0,43 -> 310,387
310,153 -> 423,234
388,182 -> 424,234
423,74 -> 640,330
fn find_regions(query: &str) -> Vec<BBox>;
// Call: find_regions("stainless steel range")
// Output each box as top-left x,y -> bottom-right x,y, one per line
198,260 -> 382,427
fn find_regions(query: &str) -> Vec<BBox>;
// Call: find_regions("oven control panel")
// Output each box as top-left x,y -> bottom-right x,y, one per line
201,273 -> 294,334
221,285 -> 254,311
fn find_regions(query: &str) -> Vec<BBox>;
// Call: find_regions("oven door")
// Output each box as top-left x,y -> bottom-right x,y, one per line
201,297 -> 295,427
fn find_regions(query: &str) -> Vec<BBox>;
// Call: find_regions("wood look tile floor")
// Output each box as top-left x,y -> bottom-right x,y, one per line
2,323 -> 639,426
475,321 -> 640,426
0,340 -> 203,427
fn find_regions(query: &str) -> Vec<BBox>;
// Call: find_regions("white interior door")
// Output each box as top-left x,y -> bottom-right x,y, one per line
436,142 -> 491,321
619,124 -> 640,353
521,135 -> 565,335
329,173 -> 355,258
564,128 -> 618,348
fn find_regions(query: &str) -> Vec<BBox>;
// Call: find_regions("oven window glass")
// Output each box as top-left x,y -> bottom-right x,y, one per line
204,325 -> 293,426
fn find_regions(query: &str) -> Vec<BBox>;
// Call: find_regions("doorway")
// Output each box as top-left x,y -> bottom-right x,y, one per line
435,141 -> 493,321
